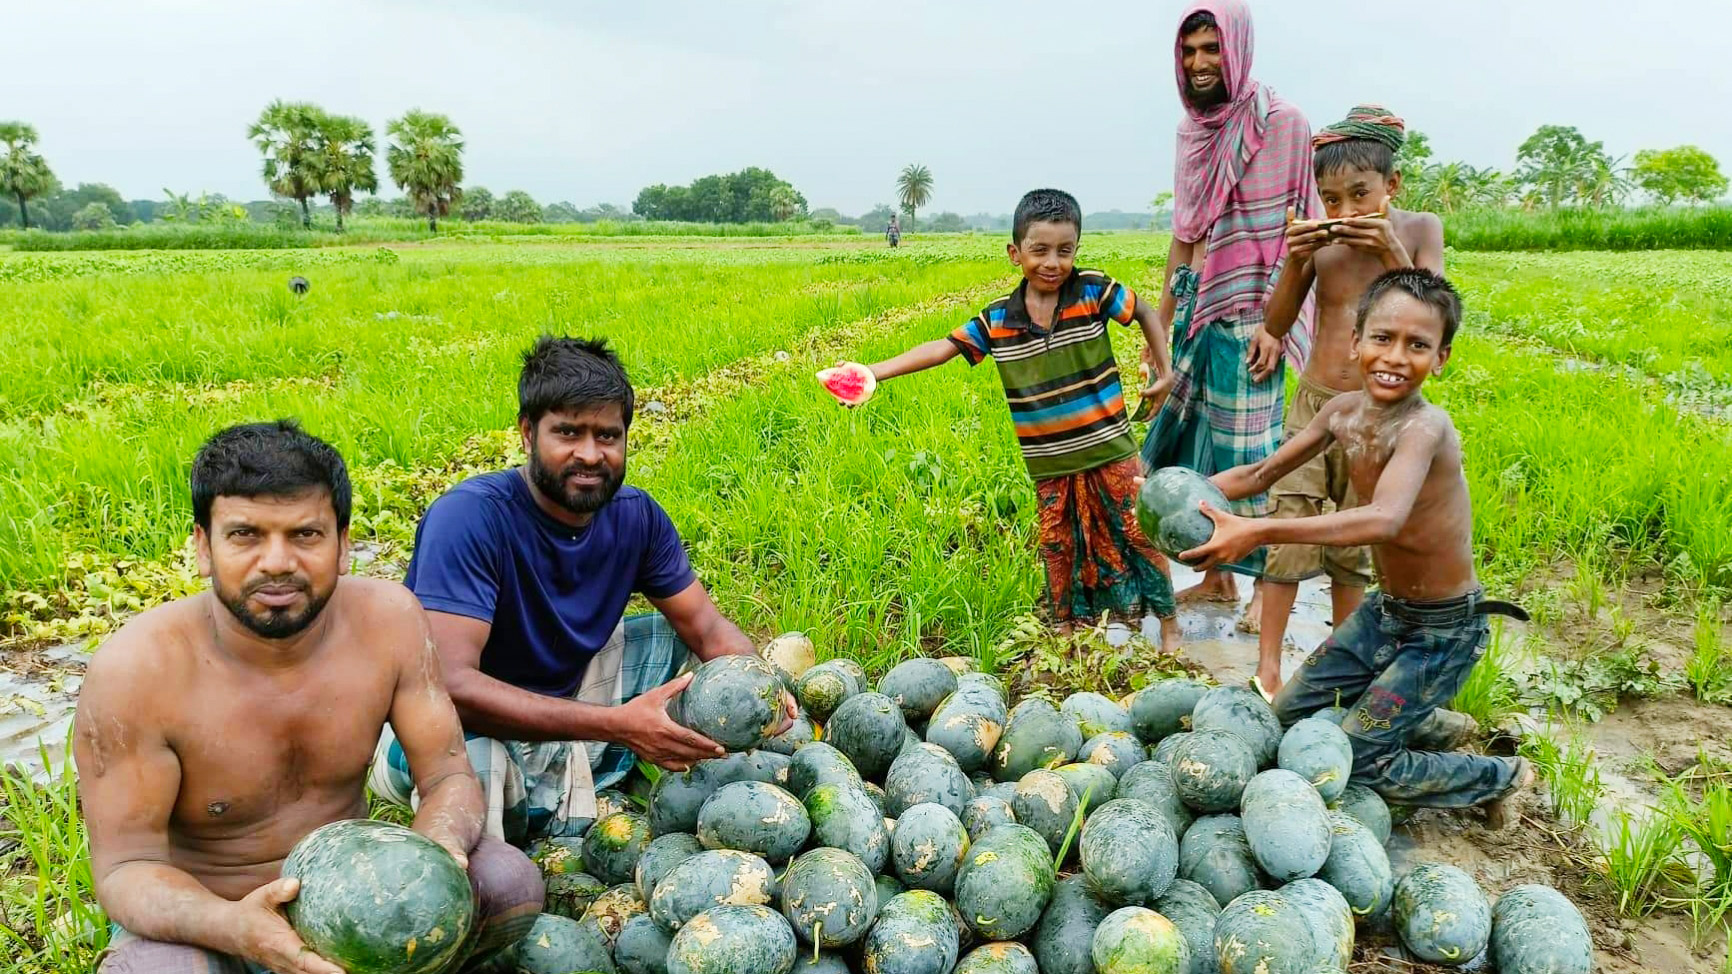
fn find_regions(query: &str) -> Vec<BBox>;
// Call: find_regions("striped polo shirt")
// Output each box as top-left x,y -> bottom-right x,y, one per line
949,269 -> 1141,479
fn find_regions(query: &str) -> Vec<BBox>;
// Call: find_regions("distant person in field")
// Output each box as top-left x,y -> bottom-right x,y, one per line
1179,270 -> 1534,824
887,213 -> 902,247
371,336 -> 794,846
851,188 -> 1183,647
1250,104 -> 1445,698
77,421 -> 541,974
1142,0 -> 1321,630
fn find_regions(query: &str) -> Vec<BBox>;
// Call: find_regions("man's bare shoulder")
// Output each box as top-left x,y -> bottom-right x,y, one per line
81,596 -> 209,705
331,577 -> 431,657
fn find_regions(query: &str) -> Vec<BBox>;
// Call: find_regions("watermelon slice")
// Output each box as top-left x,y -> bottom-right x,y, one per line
816,363 -> 877,407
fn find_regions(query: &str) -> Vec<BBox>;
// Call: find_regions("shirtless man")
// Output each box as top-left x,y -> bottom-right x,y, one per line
1181,270 -> 1533,824
1249,104 -> 1444,698
78,421 -> 542,974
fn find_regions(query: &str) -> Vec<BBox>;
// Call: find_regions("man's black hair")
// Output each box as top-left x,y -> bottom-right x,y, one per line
1356,268 -> 1464,347
1012,189 -> 1083,245
191,420 -> 351,530
1180,10 -> 1217,36
1316,140 -> 1399,179
518,335 -> 635,428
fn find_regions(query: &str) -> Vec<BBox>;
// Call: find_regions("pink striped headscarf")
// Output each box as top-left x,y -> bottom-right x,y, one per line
1171,0 -> 1266,244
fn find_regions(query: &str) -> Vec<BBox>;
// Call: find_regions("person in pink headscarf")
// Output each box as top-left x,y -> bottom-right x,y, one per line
1140,0 -> 1321,648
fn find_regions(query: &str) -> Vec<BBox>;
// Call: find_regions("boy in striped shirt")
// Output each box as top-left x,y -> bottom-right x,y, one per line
858,189 -> 1181,646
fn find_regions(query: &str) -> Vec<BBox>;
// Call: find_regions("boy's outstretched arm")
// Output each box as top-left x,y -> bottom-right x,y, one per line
868,338 -> 962,382
1209,394 -> 1341,501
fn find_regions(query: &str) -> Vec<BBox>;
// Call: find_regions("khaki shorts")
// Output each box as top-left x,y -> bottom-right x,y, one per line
1264,373 -> 1375,587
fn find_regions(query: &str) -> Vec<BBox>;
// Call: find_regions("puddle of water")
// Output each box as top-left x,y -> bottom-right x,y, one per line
0,656 -> 82,778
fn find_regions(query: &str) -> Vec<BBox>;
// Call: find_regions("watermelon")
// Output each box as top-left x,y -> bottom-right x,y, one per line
874,873 -> 906,904
649,750 -> 792,836
1177,816 -> 1264,908
635,833 -> 703,904
889,803 -> 970,894
1033,874 -> 1114,974
1328,783 -> 1391,845
961,796 -> 1016,841
787,742 -> 864,799
676,654 -> 788,752
764,710 -> 820,756
1275,717 -> 1353,803
1280,879 -> 1354,971
1091,906 -> 1191,974
585,811 -> 653,887
861,890 -> 961,974
1239,770 -> 1331,882
1311,705 -> 1351,727
1062,692 -> 1134,738
1130,679 -> 1208,744
953,941 -> 1039,974
648,849 -> 775,932
545,871 -> 610,921
697,781 -> 811,864
1151,732 -> 1190,766
938,656 -> 978,676
665,903 -> 797,974
586,884 -> 649,945
1136,467 -> 1230,561
615,912 -> 673,974
977,780 -> 1019,804
926,684 -> 1009,775
804,781 -> 891,874
1081,732 -> 1147,779
1190,687 -> 1282,768
817,362 -> 878,407
512,914 -> 617,974
953,824 -> 1057,941
864,781 -> 890,817
1080,798 -> 1179,906
884,743 -> 973,818
1169,730 -> 1257,814
1392,863 -> 1491,966
1151,880 -> 1221,974
1010,769 -> 1080,857
1212,889 -> 1315,974
826,692 -> 909,781
878,658 -> 959,721
958,671 -> 1005,695
280,820 -> 476,974
781,848 -> 879,949
762,632 -> 817,687
527,835 -> 588,876
797,663 -> 863,724
1317,812 -> 1392,916
1490,885 -> 1593,974
1055,762 -> 1121,819
791,953 -> 852,974
830,658 -> 869,684
993,700 -> 1084,782
1115,760 -> 1194,838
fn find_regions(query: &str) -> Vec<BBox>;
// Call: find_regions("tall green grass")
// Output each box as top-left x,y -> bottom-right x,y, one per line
1447,206 -> 1732,252
0,743 -> 107,973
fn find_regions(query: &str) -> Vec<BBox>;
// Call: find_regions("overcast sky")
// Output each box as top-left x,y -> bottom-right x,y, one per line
13,0 -> 1732,215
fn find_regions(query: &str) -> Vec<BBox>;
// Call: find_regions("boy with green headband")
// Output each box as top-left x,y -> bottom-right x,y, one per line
1249,104 -> 1444,699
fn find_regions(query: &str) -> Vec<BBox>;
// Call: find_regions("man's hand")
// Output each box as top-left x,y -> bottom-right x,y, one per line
229,878 -> 345,974
1284,206 -> 1330,263
779,691 -> 799,734
613,672 -> 726,772
1330,215 -> 1411,269
1246,325 -> 1283,383
416,823 -> 471,872
1178,502 -> 1262,571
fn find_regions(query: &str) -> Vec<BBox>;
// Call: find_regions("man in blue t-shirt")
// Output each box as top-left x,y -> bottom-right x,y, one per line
370,336 -> 791,844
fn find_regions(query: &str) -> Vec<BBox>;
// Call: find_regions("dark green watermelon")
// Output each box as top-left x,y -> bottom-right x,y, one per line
1054,762 -> 1121,820
790,953 -> 852,974
1130,679 -> 1208,744
889,803 -> 970,894
797,662 -> 864,724
585,811 -> 652,887
677,654 -> 788,753
953,824 -> 1057,941
877,659 -> 959,722
1079,798 -> 1178,907
787,742 -> 863,799
596,789 -> 636,822
1033,874 -> 1114,974
1317,812 -> 1392,916
1393,863 -> 1491,966
826,692 -> 909,782
884,743 -> 973,818
764,710 -> 821,756
513,914 -> 617,974
697,781 -> 811,864
960,796 -> 1016,842
665,903 -> 797,974
1062,692 -> 1134,739
648,849 -> 775,932
1091,906 -> 1191,974
1115,760 -> 1194,838
1151,732 -> 1191,766
761,632 -> 817,689
1177,815 -> 1264,908
1328,784 -> 1390,845
1275,717 -> 1353,803
953,941 -> 1039,974
280,819 -> 476,974
804,781 -> 891,874
781,848 -> 879,949
958,671 -> 1005,694
1136,466 -> 1230,560
635,832 -> 703,904
1080,732 -> 1147,780
648,750 -> 792,836
926,683 -> 1009,775
993,701 -> 1084,783
863,781 -> 889,818
1212,889 -> 1315,974
1279,878 -> 1354,971
1010,769 -> 1080,857
1151,879 -> 1220,974
585,884 -> 649,946
1189,687 -> 1282,768
977,780 -> 1019,804
1169,730 -> 1257,814
831,658 -> 869,684
1239,770 -> 1330,883
545,871 -> 610,921
1311,705 -> 1351,727
861,890 -> 960,974
1490,885 -> 1592,974
874,873 -> 906,905
528,835 -> 588,877
615,912 -> 672,974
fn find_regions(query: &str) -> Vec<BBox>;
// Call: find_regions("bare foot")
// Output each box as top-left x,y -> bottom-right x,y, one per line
1484,757 -> 1535,831
1252,668 -> 1280,702
1158,616 -> 1182,653
1177,571 -> 1239,604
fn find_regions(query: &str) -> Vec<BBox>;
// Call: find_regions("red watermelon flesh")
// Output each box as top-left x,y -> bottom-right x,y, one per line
817,363 -> 877,406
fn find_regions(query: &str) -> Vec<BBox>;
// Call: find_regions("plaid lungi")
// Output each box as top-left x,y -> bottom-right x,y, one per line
370,613 -> 689,846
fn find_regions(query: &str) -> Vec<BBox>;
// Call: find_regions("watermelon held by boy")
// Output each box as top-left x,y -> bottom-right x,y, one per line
817,362 -> 878,407
1135,466 -> 1231,561
280,819 -> 477,974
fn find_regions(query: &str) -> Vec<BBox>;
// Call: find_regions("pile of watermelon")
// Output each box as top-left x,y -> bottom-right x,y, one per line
484,640 -> 1593,974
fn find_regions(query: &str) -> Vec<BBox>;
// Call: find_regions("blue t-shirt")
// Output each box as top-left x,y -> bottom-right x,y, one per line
405,469 -> 697,697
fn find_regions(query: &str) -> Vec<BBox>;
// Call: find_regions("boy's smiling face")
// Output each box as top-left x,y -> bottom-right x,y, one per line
1319,166 -> 1401,220
1007,220 -> 1079,295
1354,291 -> 1451,404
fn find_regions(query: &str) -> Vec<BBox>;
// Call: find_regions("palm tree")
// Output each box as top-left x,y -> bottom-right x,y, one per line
768,185 -> 800,222
0,122 -> 58,230
315,115 -> 377,233
386,110 -> 464,232
249,100 -> 327,229
1578,153 -> 1633,209
896,164 -> 934,227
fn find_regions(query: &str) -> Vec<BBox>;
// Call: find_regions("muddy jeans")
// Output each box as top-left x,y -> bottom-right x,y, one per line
1272,590 -> 1522,807
98,837 -> 544,974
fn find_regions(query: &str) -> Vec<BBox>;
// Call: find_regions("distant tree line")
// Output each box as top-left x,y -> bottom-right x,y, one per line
631,167 -> 808,223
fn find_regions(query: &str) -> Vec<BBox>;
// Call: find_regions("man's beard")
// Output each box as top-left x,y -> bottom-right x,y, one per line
529,447 -> 626,517
1186,80 -> 1230,110
215,573 -> 331,639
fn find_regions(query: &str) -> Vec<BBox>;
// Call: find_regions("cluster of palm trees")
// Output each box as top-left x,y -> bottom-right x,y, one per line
248,101 -> 464,232
0,122 -> 56,229
1396,125 -> 1699,213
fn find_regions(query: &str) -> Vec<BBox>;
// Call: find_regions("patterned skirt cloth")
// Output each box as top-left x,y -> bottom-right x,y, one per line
1034,456 -> 1176,624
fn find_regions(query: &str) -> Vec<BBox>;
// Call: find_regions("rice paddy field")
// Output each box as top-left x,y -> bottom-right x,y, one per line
2,231 -> 1731,973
